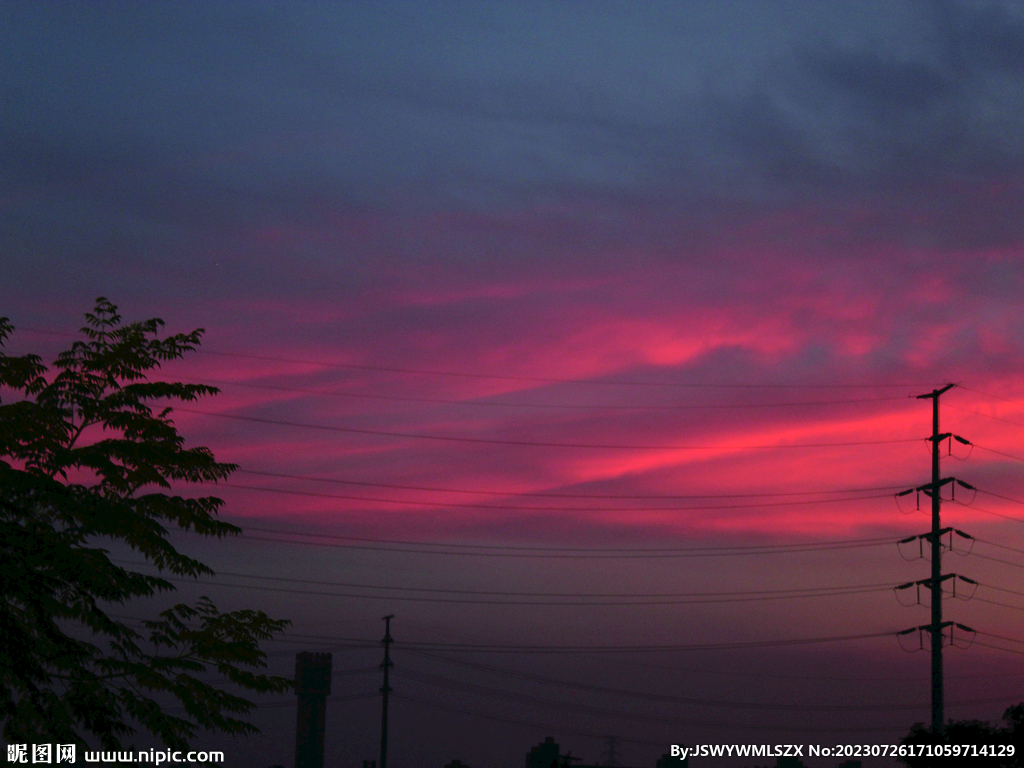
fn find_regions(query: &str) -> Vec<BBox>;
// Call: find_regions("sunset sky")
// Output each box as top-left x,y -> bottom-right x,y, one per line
3,2 -> 1024,766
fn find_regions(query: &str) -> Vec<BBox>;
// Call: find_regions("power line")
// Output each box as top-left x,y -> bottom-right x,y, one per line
237,532 -> 896,559
972,639 -> 1024,657
952,499 -> 1024,525
165,629 -> 902,654
980,581 -> 1024,598
395,665 -> 1011,714
103,628 -> 898,654
226,523 -> 897,553
946,403 -> 1024,428
222,525 -> 898,559
278,646 -> 381,659
175,407 -> 922,451
252,692 -> 378,710
237,468 -> 910,500
400,652 -> 930,713
973,443 -> 1024,463
197,666 -> 377,686
114,560 -> 891,599
971,552 -> 1024,569
976,489 -> 1024,507
384,631 -> 897,654
392,691 -> 668,746
185,377 -> 912,411
394,674 -> 953,736
571,649 -> 1020,683
391,690 -> 906,740
397,677 -> 851,731
9,326 -> 931,389
973,596 -> 1024,612
956,385 -> 1024,405
973,536 -> 1024,556
190,626 -> 1024,676
154,572 -> 891,606
193,348 -> 927,390
219,481 -> 892,514
976,630 -> 1024,646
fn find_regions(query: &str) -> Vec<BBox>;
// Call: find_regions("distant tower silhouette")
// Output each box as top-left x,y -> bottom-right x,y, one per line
601,736 -> 622,767
294,652 -> 332,768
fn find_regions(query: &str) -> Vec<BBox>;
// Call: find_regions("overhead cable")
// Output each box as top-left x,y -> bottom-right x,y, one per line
219,481 -> 891,513
221,525 -> 897,559
956,385 -> 1024,405
195,347 -> 926,390
237,468 -> 910,500
9,326 -> 930,389
395,665 -> 1013,714
400,652 -> 921,712
175,407 -> 921,451
973,444 -> 1024,463
946,403 -> 1024,428
154,572 -> 890,606
391,690 -> 905,737
113,560 -> 891,600
188,377 -> 913,410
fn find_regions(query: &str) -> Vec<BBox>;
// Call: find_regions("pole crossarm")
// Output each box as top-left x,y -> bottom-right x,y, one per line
896,477 -> 975,500
916,383 -> 956,400
894,573 -> 978,607
898,620 -> 976,635
898,528 -> 973,544
916,477 -> 955,493
895,573 -> 959,590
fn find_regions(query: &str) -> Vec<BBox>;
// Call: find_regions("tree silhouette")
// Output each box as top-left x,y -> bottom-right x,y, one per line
899,703 -> 1023,767
0,298 -> 291,750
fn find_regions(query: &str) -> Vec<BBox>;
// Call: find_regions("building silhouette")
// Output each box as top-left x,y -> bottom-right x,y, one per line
654,752 -> 688,768
526,737 -> 562,768
525,736 -> 662,768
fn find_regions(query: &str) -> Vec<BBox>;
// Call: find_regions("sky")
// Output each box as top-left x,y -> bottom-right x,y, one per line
3,1 -> 1024,766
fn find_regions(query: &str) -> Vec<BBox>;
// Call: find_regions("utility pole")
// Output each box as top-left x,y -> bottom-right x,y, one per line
380,614 -> 394,768
602,736 -> 622,767
918,383 -> 953,735
896,384 -> 980,739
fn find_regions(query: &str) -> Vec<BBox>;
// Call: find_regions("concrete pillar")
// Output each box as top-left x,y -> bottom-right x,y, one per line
294,652 -> 332,768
